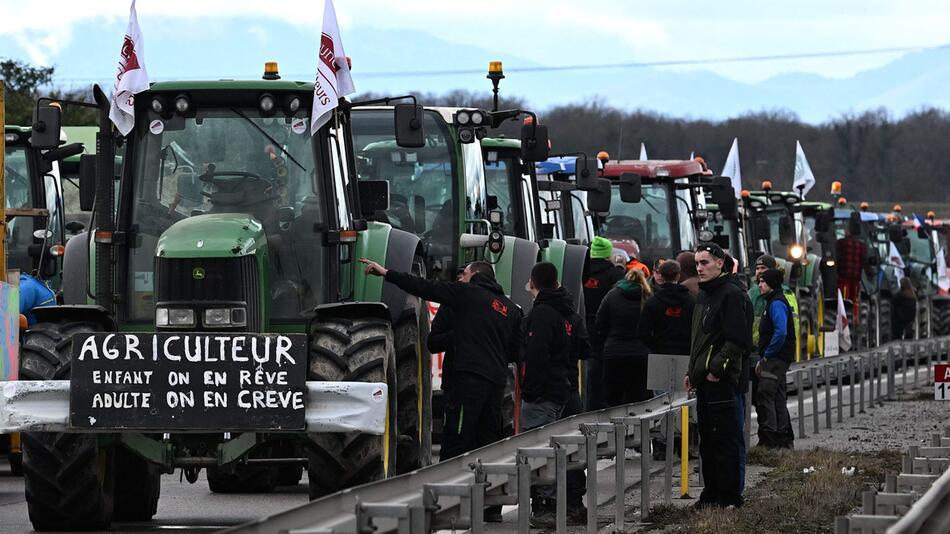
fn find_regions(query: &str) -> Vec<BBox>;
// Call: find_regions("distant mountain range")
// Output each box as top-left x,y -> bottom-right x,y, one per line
3,16 -> 948,123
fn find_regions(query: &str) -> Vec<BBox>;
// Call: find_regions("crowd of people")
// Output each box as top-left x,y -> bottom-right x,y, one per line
358,237 -> 824,525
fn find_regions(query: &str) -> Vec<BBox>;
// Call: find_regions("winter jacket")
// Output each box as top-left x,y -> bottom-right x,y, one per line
583,259 -> 625,350
595,280 -> 651,360
687,273 -> 753,388
893,293 -> 917,339
639,282 -> 695,355
522,287 -> 585,404
385,270 -> 522,386
757,290 -> 796,363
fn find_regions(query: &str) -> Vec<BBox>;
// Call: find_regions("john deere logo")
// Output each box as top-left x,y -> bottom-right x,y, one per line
192,267 -> 205,280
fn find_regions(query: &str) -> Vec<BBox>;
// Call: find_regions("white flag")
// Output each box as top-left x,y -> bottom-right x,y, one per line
938,247 -> 949,293
108,0 -> 149,136
639,143 -> 648,160
792,140 -> 816,198
888,241 -> 906,283
836,289 -> 852,352
721,137 -> 742,198
311,0 -> 355,134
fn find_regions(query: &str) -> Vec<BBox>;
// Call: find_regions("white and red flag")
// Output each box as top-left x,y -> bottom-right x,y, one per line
836,289 -> 852,352
311,0 -> 355,134
109,0 -> 149,136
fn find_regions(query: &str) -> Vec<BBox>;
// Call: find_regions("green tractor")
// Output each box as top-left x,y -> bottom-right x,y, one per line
9,67 -> 433,530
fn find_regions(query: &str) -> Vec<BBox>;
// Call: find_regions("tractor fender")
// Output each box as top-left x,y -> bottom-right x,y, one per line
61,231 -> 90,305
561,243 -> 590,313
380,228 -> 423,324
308,302 -> 392,323
30,305 -> 115,331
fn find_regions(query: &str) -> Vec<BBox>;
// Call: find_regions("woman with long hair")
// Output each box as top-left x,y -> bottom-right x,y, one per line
595,268 -> 654,406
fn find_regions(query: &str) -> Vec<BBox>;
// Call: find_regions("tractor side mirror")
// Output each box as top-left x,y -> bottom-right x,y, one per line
849,211 -> 862,237
710,176 -> 737,219
575,157 -> 599,191
586,178 -> 612,213
815,209 -> 832,233
520,123 -> 550,162
43,142 -> 84,163
394,104 -> 425,148
753,215 -> 771,241
78,154 -> 97,211
712,234 -> 730,250
358,180 -> 390,218
31,105 -> 62,149
618,172 -> 641,203
779,216 -> 795,245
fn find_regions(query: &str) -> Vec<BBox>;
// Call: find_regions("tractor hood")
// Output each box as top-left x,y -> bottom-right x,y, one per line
156,214 -> 267,259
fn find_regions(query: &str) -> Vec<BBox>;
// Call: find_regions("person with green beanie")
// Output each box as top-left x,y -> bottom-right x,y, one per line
583,236 -> 625,409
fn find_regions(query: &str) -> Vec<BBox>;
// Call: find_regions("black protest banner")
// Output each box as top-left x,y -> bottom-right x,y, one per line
69,333 -> 307,430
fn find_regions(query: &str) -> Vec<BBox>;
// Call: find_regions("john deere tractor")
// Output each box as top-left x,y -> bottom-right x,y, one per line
6,64 -> 433,530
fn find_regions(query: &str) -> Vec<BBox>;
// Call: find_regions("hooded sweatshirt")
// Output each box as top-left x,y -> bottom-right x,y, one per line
639,282 -> 696,355
583,259 -> 625,346
385,270 -> 523,385
687,273 -> 752,388
595,279 -> 651,360
522,287 -> 585,404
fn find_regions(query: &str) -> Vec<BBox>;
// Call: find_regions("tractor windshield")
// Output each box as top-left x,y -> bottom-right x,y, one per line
600,183 -> 671,266
484,149 -> 532,240
4,142 -> 35,275
352,109 -> 457,268
128,107 -> 323,321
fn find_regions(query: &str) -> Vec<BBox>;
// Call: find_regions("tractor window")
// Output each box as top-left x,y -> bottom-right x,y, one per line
128,107 -> 324,322
4,143 -> 35,275
484,152 -> 531,239
352,109 -> 457,272
600,183 -> 671,267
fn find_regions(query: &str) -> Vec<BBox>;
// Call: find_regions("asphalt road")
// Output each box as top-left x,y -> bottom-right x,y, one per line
0,459 -> 309,533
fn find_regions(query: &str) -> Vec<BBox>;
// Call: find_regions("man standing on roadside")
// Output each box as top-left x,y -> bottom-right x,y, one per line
754,269 -> 795,448
685,243 -> 751,509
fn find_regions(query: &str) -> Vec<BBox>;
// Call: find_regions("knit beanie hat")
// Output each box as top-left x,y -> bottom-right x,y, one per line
762,268 -> 784,291
755,255 -> 777,269
590,236 -> 613,259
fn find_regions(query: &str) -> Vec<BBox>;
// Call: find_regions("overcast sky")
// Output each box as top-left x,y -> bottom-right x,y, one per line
1,0 -> 947,84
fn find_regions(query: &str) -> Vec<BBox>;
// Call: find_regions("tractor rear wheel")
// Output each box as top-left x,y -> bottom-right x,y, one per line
19,321 -> 114,531
393,303 -> 431,474
934,301 -> 950,336
878,297 -> 893,345
306,317 -> 397,500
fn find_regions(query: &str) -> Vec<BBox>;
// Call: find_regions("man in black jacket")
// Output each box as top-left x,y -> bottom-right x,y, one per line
754,269 -> 795,448
360,258 -> 522,463
640,260 -> 695,355
685,243 -> 751,509
521,261 -> 587,526
583,236 -> 625,409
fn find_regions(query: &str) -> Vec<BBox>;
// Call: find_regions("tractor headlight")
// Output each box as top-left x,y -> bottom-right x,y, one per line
204,308 -> 247,327
789,244 -> 805,260
470,110 -> 486,126
156,308 -> 195,327
174,94 -> 190,114
455,110 -> 471,125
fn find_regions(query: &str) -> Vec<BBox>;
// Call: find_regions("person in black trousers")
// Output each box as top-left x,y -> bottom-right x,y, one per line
596,267 -> 653,406
685,243 -> 751,509
360,257 -> 522,523
754,269 -> 795,448
583,236 -> 625,410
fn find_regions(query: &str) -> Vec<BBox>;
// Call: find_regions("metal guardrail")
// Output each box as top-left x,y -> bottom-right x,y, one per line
228,337 -> 950,534
835,427 -> 950,534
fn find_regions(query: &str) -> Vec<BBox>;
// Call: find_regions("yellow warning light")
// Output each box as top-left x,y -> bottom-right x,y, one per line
893,204 -> 902,213
263,62 -> 280,80
860,201 -> 869,211
489,61 -> 503,74
928,211 -> 936,220
597,151 -> 610,163
741,190 -> 751,199
830,181 -> 842,194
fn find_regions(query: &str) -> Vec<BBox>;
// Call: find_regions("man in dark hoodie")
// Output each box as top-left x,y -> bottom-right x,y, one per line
685,243 -> 751,509
522,261 -> 588,526
359,258 -> 522,463
640,260 -> 695,355
583,236 -> 625,410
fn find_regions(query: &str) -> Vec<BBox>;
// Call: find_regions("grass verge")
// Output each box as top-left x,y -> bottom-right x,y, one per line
643,447 -> 900,534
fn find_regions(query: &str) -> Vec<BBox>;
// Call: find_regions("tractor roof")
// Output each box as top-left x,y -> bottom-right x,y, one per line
601,160 -> 703,179
148,80 -> 313,92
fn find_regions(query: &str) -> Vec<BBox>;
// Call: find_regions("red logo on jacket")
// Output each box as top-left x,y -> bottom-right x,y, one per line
664,306 -> 683,318
564,320 -> 573,336
491,299 -> 509,317
583,277 -> 599,289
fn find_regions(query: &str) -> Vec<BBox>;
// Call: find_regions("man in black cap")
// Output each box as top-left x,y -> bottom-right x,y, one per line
685,242 -> 752,509
754,269 -> 795,448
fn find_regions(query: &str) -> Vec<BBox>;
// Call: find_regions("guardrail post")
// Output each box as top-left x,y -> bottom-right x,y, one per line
640,417 -> 652,521
824,363 -> 832,429
613,421 -> 626,532
885,473 -> 897,493
515,452 -> 533,534
859,356 -> 866,414
913,344 -> 920,387
810,366 -> 820,434
581,427 -> 598,534
887,347 -> 896,400
848,356 -> 855,418
665,410 -> 674,506
796,370 -> 807,438
555,444 -> 567,533
862,490 -> 876,514
836,361 -> 844,423
835,515 -> 849,534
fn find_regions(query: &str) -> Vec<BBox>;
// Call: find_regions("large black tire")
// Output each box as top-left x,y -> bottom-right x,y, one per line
9,451 -> 22,476
114,447 -> 161,521
393,304 -> 432,474
934,301 -> 950,336
20,321 -> 115,531
306,317 -> 397,500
